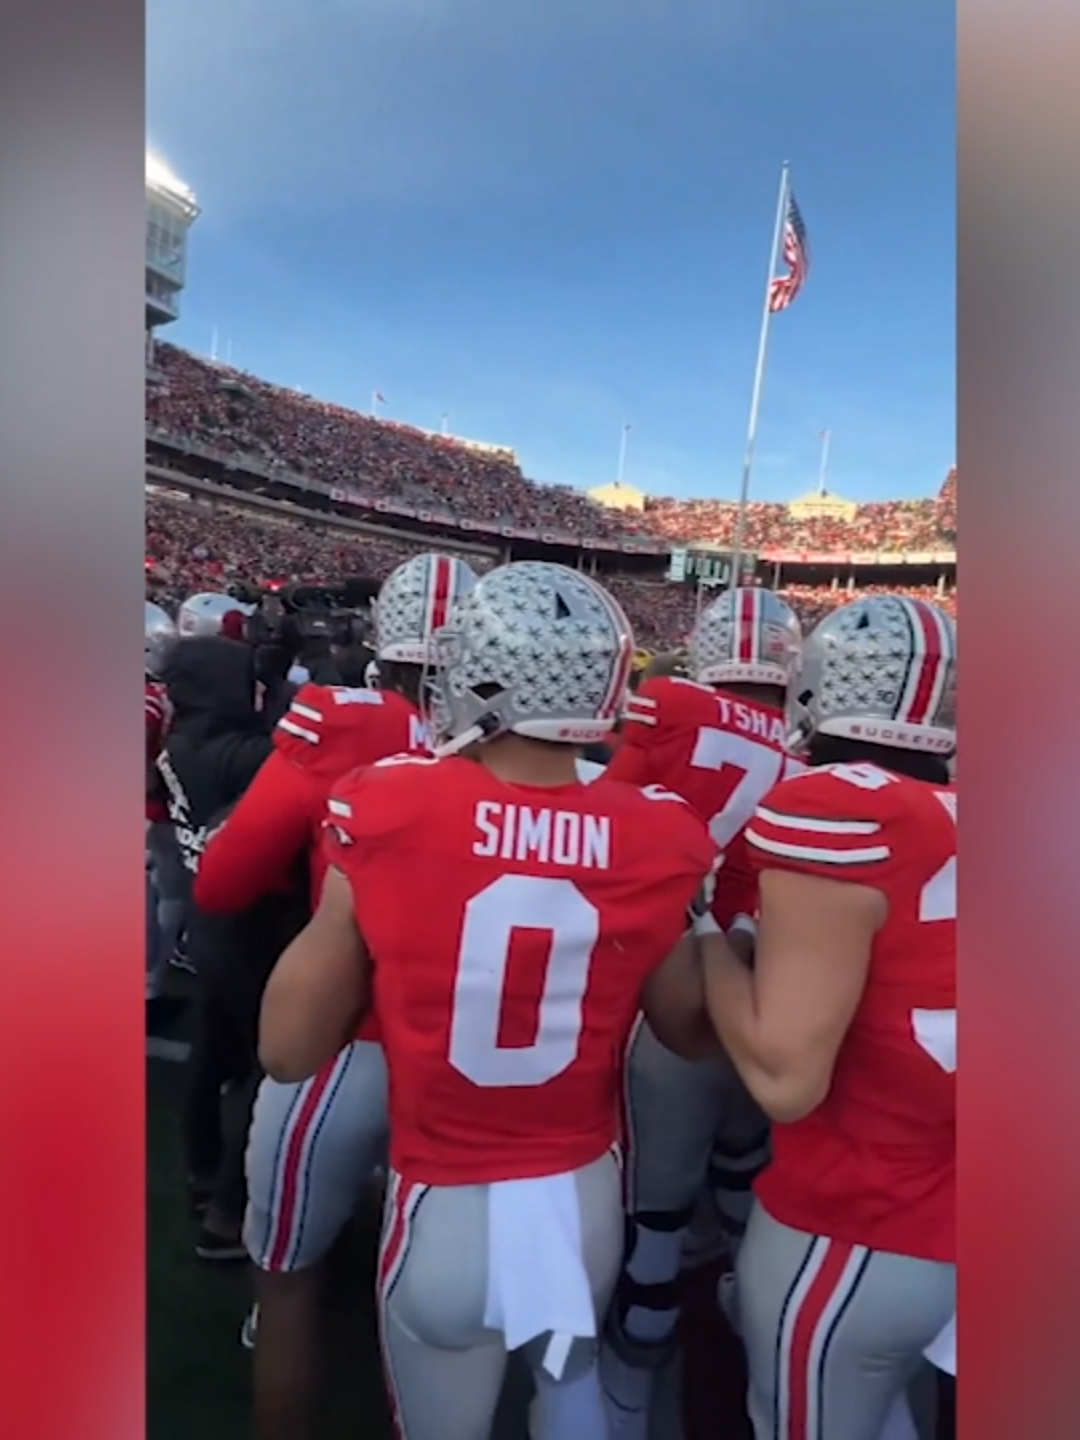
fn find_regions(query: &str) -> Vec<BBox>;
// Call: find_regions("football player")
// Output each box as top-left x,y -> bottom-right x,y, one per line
195,553 -> 475,1440
258,561 -> 728,1440
701,593 -> 957,1439
599,586 -> 803,1437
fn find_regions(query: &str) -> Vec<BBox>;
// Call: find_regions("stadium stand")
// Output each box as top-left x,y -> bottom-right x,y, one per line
145,346 -> 956,650
645,484 -> 955,551
147,344 -> 652,542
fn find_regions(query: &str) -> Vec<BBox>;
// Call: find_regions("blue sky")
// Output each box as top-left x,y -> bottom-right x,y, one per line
147,0 -> 954,504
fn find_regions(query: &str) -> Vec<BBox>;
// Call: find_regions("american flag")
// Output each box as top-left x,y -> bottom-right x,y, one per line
768,191 -> 809,313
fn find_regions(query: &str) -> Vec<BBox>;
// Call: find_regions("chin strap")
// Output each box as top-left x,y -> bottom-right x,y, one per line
434,709 -> 505,758
435,726 -> 483,758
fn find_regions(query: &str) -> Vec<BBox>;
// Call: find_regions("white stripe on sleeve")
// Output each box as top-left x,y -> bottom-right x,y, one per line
278,717 -> 320,745
754,807 -> 881,836
745,828 -> 890,865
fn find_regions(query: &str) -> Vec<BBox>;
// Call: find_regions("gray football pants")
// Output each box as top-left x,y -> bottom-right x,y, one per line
244,1040 -> 389,1271
377,1152 -> 624,1440
609,1018 -> 770,1365
626,1017 -> 770,1224
736,1202 -> 956,1440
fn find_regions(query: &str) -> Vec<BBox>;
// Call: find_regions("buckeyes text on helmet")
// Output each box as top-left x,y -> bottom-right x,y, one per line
688,586 -> 803,690
787,593 -> 956,755
374,553 -> 478,665
428,560 -> 635,755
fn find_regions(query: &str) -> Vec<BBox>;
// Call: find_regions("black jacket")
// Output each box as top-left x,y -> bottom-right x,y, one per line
157,637 -> 309,1044
156,637 -> 271,875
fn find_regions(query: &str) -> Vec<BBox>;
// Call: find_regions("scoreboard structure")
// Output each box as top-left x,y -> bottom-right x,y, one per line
667,546 -> 757,588
145,150 -> 199,333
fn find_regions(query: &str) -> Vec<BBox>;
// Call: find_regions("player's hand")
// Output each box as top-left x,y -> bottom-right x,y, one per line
689,854 -> 724,919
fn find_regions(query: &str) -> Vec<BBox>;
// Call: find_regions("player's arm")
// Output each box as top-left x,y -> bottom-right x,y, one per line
700,873 -> 878,1121
194,752 -> 314,913
635,796 -> 727,1057
641,929 -> 725,1059
604,685 -> 663,785
259,867 -> 371,1082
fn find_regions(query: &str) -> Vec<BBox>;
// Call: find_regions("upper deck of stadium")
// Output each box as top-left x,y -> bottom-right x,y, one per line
146,343 -> 956,560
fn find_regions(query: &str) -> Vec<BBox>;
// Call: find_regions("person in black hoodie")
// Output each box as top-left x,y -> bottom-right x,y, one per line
157,635 -> 311,1260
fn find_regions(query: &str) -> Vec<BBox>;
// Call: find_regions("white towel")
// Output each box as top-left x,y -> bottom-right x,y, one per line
923,1310 -> 956,1376
483,1172 -> 596,1379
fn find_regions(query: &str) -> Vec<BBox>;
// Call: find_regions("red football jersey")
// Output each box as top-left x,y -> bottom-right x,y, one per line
324,755 -> 718,1186
745,761 -> 956,1262
197,683 -> 429,1047
610,676 -> 802,926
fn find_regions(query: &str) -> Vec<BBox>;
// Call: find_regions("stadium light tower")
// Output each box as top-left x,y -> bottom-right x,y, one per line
145,149 -> 199,352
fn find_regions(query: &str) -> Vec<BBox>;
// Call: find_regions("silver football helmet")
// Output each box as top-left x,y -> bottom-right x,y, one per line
428,561 -> 635,754
688,587 -> 802,689
145,601 -> 177,677
788,594 -> 957,755
374,553 -> 478,665
176,591 -> 255,638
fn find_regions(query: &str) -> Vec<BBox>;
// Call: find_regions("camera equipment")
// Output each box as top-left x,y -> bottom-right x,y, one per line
236,578 -> 379,656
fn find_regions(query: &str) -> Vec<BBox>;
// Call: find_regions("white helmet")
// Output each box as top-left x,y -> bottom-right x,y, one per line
374,553 -> 477,664
145,601 -> 177,677
688,586 -> 802,689
177,592 -> 255,638
429,561 -> 634,754
788,594 -> 956,755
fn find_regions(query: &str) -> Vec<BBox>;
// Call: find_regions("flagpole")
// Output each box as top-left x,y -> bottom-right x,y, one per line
728,161 -> 790,589
617,423 -> 630,484
371,390 -> 380,417
817,427 -> 831,495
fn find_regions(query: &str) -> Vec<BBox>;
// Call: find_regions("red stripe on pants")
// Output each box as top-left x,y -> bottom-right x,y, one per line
786,1239 -> 855,1438
266,1059 -> 338,1271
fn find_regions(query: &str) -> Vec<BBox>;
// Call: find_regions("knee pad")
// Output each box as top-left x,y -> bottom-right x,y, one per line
604,1208 -> 692,1369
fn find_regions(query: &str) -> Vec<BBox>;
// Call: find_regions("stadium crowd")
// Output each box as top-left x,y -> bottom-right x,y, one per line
147,490 -> 955,652
147,344 -> 956,557
644,491 -> 955,552
145,490 -> 488,610
147,345 -> 644,542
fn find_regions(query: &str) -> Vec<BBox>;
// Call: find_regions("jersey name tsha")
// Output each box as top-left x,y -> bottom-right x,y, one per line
472,801 -> 612,870
674,680 -> 787,747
